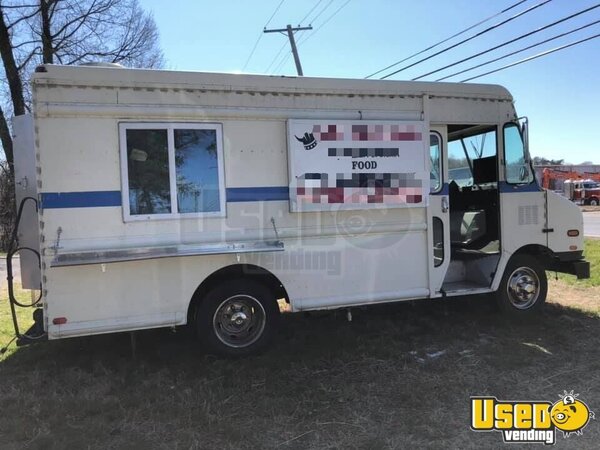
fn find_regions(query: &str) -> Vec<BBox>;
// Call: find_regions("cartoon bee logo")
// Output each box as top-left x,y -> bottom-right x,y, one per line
550,391 -> 595,437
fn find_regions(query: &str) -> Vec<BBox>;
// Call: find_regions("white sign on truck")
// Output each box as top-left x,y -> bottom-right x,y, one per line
5,64 -> 589,356
288,119 -> 428,211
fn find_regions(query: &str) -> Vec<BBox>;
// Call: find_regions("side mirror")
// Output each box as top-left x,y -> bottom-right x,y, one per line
519,165 -> 529,182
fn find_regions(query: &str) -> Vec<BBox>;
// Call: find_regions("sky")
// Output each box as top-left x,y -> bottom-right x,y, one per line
140,0 -> 600,164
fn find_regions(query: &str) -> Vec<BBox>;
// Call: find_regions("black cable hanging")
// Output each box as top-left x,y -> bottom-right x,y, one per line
379,0 -> 552,80
436,18 -> 600,81
413,3 -> 600,81
242,0 -> 288,71
365,0 -> 530,79
461,32 -> 600,82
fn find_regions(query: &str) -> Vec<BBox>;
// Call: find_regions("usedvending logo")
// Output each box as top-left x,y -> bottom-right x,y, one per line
471,391 -> 594,445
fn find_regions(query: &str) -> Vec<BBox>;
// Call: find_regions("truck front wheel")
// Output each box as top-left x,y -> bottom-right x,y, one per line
195,279 -> 280,357
589,197 -> 599,206
496,255 -> 547,316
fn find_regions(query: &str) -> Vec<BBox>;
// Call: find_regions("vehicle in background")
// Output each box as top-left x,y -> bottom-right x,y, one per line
563,179 -> 600,206
541,167 -> 600,205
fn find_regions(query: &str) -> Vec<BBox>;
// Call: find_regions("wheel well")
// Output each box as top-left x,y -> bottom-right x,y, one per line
186,264 -> 289,325
513,244 -> 554,268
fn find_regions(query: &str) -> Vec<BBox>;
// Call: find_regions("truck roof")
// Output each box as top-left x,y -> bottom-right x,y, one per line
32,64 -> 513,102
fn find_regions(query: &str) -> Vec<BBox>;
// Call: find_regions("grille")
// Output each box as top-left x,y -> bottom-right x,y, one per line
518,205 -> 539,225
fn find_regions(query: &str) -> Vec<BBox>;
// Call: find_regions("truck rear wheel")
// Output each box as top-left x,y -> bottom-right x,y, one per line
496,255 -> 547,316
195,279 -> 280,357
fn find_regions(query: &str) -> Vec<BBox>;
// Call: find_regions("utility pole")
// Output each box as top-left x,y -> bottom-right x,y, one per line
264,24 -> 312,76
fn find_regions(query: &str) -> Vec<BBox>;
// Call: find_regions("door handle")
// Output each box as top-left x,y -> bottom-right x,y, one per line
442,196 -> 449,213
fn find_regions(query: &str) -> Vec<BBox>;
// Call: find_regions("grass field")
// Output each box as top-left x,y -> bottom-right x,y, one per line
0,285 -> 33,358
0,251 -> 598,448
557,238 -> 600,287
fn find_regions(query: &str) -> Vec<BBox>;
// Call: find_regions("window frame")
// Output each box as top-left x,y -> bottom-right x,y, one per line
448,125 -> 497,187
502,122 -> 533,185
432,216 -> 444,267
119,122 -> 226,221
429,131 -> 443,194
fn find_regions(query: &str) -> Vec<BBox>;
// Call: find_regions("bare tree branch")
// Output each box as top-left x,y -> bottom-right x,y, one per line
0,6 -> 26,116
0,0 -> 164,172
0,104 -> 13,176
16,46 -> 38,70
6,6 -> 40,29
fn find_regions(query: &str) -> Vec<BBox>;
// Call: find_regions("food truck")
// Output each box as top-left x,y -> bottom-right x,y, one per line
6,64 -> 589,355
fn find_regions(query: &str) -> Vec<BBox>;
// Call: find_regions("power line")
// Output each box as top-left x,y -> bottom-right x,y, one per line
265,40 -> 289,73
436,18 -> 600,81
264,0 -> 323,75
273,51 -> 292,74
365,0 -> 529,79
242,0 -> 288,71
264,25 -> 313,75
309,0 -> 335,25
297,0 -> 352,46
379,0 -> 552,80
242,34 -> 266,72
265,0 -> 287,27
273,0 -> 351,74
299,0 -> 323,25
461,32 -> 600,82
413,3 -> 600,80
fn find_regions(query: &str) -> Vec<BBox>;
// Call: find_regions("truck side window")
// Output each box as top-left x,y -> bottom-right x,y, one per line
120,123 -> 225,219
430,132 -> 442,193
126,129 -> 171,214
174,129 -> 221,213
504,123 -> 533,184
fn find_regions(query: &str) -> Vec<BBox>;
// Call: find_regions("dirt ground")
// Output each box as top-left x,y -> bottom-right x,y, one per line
0,278 -> 598,449
581,205 -> 600,212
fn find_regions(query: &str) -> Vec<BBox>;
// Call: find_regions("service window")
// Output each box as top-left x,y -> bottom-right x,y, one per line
120,123 -> 225,220
504,123 -> 533,184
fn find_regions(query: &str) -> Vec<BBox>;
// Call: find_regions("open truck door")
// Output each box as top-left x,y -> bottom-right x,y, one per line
427,125 -> 450,297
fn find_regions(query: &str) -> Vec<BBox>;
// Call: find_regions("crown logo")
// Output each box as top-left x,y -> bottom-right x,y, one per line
295,132 -> 317,150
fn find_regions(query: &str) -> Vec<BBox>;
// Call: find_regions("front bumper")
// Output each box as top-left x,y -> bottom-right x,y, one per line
548,251 -> 590,279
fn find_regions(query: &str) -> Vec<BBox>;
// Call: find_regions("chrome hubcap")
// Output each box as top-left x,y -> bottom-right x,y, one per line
507,267 -> 540,309
213,295 -> 266,348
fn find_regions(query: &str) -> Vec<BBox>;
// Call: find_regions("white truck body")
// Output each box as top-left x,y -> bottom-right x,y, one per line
10,64 -> 588,345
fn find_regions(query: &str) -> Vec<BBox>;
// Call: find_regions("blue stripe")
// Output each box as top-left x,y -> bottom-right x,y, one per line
226,186 -> 289,202
498,181 -> 542,193
430,183 -> 449,196
431,182 -> 541,195
40,187 -> 291,208
40,191 -> 122,209
39,182 -> 543,209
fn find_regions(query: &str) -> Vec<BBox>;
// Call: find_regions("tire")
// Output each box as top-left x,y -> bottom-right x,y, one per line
589,198 -> 599,206
195,279 -> 280,357
495,255 -> 547,316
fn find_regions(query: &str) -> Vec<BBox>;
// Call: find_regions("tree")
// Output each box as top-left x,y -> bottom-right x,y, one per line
532,156 -> 565,166
0,0 -> 164,174
0,159 -> 14,249
0,0 -> 164,250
